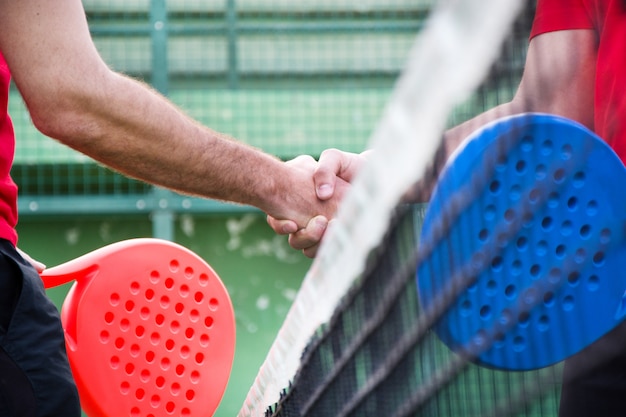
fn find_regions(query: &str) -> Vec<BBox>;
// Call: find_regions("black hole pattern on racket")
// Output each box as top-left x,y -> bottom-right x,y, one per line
459,135 -> 612,360
100,257 -> 218,416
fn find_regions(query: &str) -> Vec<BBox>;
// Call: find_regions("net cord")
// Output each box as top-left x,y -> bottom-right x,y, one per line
239,1 -> 524,415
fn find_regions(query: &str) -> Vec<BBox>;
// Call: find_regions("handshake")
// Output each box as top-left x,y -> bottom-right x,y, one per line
266,149 -> 370,258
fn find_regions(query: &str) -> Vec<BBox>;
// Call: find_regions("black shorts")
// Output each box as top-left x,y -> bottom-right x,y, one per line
0,240 -> 80,417
559,319 -> 626,417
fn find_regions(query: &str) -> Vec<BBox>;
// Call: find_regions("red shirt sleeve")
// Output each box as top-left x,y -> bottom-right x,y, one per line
530,0 -> 594,39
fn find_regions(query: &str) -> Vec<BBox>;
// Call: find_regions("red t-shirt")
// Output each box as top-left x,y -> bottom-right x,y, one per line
0,53 -> 19,245
531,0 -> 626,164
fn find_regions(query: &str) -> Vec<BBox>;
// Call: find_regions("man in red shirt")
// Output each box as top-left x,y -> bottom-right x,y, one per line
271,1 -> 626,415
0,2 -> 345,415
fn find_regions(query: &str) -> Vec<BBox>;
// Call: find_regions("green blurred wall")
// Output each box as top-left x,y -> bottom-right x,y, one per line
17,212 -> 311,417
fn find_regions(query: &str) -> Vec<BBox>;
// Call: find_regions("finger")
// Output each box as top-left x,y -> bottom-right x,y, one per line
287,215 -> 328,251
266,215 -> 299,235
16,247 -> 46,273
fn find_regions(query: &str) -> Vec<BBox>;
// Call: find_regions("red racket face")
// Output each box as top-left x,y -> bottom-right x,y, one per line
52,239 -> 235,417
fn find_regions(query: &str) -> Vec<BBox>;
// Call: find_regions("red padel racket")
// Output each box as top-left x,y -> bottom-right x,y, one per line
41,238 -> 236,417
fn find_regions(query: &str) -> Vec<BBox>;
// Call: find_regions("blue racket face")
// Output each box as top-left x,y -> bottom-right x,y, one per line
417,113 -> 626,370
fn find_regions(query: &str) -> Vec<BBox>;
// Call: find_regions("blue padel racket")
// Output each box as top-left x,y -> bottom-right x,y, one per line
417,113 -> 626,370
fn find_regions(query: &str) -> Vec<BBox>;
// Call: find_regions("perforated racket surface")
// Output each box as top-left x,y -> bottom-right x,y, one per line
417,113 -> 626,370
41,238 -> 235,417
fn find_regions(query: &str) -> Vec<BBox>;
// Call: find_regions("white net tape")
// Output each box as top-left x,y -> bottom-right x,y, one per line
239,1 -> 524,415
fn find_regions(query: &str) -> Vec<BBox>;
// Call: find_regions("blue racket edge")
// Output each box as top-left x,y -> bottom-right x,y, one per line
417,113 -> 626,370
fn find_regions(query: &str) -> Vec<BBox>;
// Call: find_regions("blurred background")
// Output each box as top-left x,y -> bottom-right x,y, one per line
10,1 -> 529,415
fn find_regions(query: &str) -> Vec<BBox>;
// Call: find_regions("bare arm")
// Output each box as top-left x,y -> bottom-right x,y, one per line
0,0 -> 337,226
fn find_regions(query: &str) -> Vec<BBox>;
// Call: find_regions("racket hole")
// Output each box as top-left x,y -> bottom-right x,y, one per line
504,285 -> 517,299
140,307 -> 150,320
171,382 -> 181,395
209,298 -> 219,311
541,216 -> 553,231
189,309 -> 200,322
538,315 -> 550,332
190,370 -> 200,383
600,228 -> 612,244
580,224 -> 591,239
166,339 -> 175,351
548,268 -> 562,284
586,200 -> 598,216
555,244 -> 566,258
520,135 -> 534,151
567,196 -> 578,211
529,264 -> 541,278
489,180 -> 501,195
587,275 -> 600,291
155,314 -> 165,326
194,292 -> 204,303
150,270 -> 160,284
166,402 -> 175,413
186,390 -> 195,401
198,273 -> 209,286
561,220 -> 573,236
170,320 -> 180,333
509,184 -> 522,201
516,236 -> 528,251
140,369 -> 150,382
573,171 -> 586,188
561,143 -> 573,160
515,160 -> 526,174
535,164 -> 547,180
145,288 -> 155,301
125,300 -> 135,312
182,408 -> 191,416
185,328 -> 195,340
511,260 -> 522,276
575,248 -> 587,263
130,344 -> 140,357
543,291 -> 555,307
146,351 -> 155,363
150,332 -> 161,345
110,356 -> 120,369
125,362 -> 135,375
200,334 -> 210,347
104,311 -> 115,324
484,205 -> 496,221
491,257 -> 503,272
504,208 -> 515,223
161,357 -> 171,371
175,303 -> 184,314
131,407 -> 140,417
160,295 -> 170,309
541,139 -> 553,155
495,155 -> 507,171
176,364 -> 185,376
120,381 -> 130,395
130,281 -> 140,295
135,388 -> 145,400
563,295 -> 575,311
169,260 -> 179,273
204,316 -> 214,328
518,311 -> 530,326
110,293 -> 121,306
179,284 -> 190,297
547,191 -> 559,208
478,229 -> 489,242
135,326 -> 145,338
553,168 -> 566,183
150,395 -> 161,408
115,337 -> 125,350
528,188 -> 540,204
536,240 -> 548,256
156,376 -> 165,388
568,271 -> 581,287
195,352 -> 204,365
184,267 -> 194,278
513,335 -> 526,352
479,305 -> 491,319
165,277 -> 175,289
181,345 -> 190,359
